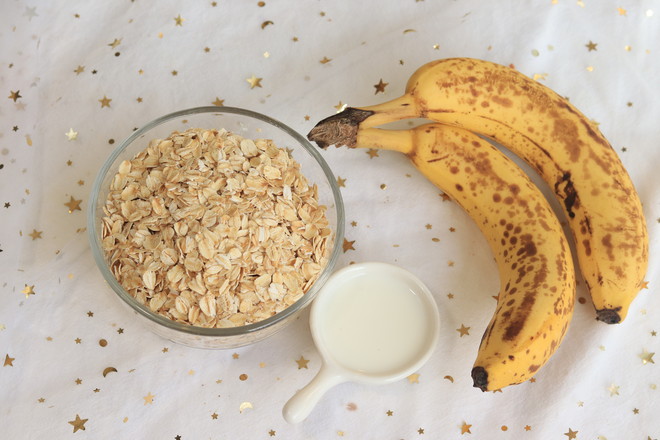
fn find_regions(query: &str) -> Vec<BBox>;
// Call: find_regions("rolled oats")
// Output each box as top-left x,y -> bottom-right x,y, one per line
102,128 -> 332,328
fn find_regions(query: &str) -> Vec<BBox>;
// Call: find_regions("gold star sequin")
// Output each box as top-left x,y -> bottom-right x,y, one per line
342,239 -> 355,252
73,65 -> 85,75
336,176 -> 346,187
65,128 -> 78,141
444,375 -> 454,382
418,428 -> 425,434
8,90 -> 21,102
4,354 -> 14,366
460,422 -> 472,434
386,410 -> 393,416
633,408 -> 640,414
456,324 -> 470,337
65,196 -> 82,213
232,353 -> 240,359
366,149 -> 379,158
171,70 -> 178,76
407,373 -> 420,383
320,57 -> 332,64
21,284 -> 35,298
586,41 -> 598,51
212,97 -> 225,107
174,14 -> 184,26
640,349 -> 655,364
641,280 -> 650,289
261,20 -> 274,29
143,392 -> 155,405
98,95 -> 111,108
246,75 -> 263,89
211,412 -> 218,419
617,7 -> 627,16
564,428 -> 578,439
608,384 -> 620,396
373,79 -> 388,94
108,38 -> 122,48
68,414 -> 88,433
295,356 -> 309,369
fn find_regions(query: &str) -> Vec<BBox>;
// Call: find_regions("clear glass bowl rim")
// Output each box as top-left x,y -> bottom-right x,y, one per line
87,106 -> 345,338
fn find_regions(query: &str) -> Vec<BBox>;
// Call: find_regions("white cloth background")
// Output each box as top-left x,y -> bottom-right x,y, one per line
1,1 -> 659,439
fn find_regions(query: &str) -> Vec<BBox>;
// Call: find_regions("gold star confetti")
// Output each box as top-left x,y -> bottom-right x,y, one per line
295,356 -> 309,369
403,28 -> 417,34
418,428 -> 425,434
143,392 -> 155,404
4,354 -> 14,366
136,97 -> 143,103
334,101 -> 347,112
336,176 -> 346,187
171,70 -> 178,76
608,384 -> 620,396
564,428 -> 578,439
617,7 -> 627,16
386,410 -> 393,416
239,373 -> 248,380
28,229 -> 42,240
320,56 -> 332,64
211,412 -> 218,419
525,425 -> 532,431
433,44 -> 440,50
98,95 -> 112,108
65,196 -> 82,213
639,349 -> 655,364
641,280 -> 650,289
586,66 -> 594,72
174,14 -> 184,26
8,90 -> 21,102
447,293 -> 454,299
239,401 -> 253,413
204,47 -> 211,53
633,408 -> 640,414
65,128 -> 78,140
269,430 -> 276,436
374,79 -> 388,94
366,149 -> 379,158
68,414 -> 88,433
246,75 -> 263,89
586,41 -> 598,51
533,73 -> 548,81
212,97 -> 225,106
232,353 -> 240,359
461,422 -> 472,434
652,330 -> 657,336
108,38 -> 122,48
407,373 -> 420,383
21,284 -> 35,298
74,65 -> 85,75
38,398 -> 45,403
75,378 -> 82,385
456,324 -> 470,337
444,375 -> 454,382
75,338 -> 82,344
342,239 -> 355,252
261,20 -> 274,29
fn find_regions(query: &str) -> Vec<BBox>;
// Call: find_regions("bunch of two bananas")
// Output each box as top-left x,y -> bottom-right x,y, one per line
308,58 -> 648,391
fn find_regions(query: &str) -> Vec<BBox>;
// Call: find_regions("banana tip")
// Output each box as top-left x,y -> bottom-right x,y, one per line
596,307 -> 622,324
306,108 -> 373,149
471,366 -> 488,391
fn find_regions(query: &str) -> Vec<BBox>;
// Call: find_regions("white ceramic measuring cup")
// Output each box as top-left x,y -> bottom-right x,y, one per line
282,262 -> 440,424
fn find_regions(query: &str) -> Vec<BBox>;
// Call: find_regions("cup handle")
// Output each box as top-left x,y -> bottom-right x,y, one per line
282,363 -> 346,424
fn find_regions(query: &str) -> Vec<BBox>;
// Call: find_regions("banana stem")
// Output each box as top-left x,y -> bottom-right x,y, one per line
359,94 -> 418,128
355,128 -> 414,155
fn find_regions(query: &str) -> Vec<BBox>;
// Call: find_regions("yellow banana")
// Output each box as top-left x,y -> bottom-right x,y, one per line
332,123 -> 576,391
309,57 -> 648,324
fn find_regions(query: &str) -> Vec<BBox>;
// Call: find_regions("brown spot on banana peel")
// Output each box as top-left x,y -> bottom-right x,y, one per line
596,307 -> 622,324
306,108 -> 374,149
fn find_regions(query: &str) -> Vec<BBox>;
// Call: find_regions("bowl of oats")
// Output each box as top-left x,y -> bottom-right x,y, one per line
88,107 -> 344,349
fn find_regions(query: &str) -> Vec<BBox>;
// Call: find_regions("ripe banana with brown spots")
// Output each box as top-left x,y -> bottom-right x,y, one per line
310,122 -> 576,391
309,57 -> 648,324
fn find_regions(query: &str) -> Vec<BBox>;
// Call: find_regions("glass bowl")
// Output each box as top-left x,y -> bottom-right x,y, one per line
87,107 -> 344,349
